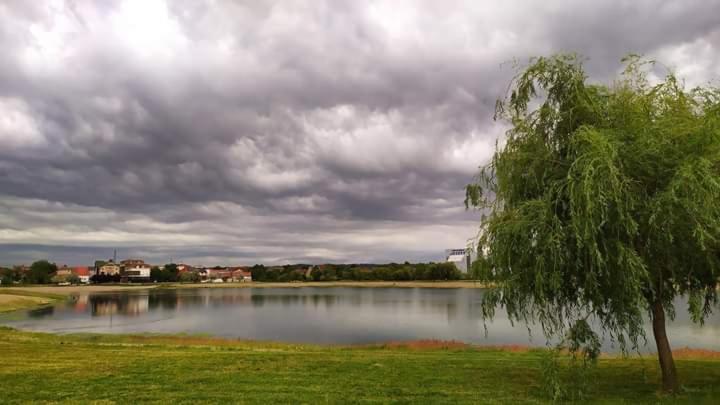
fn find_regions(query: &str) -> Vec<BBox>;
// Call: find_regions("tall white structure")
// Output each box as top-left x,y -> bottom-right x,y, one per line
445,248 -> 472,273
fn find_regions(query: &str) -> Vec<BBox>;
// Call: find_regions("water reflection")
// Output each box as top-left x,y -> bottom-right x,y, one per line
28,305 -> 55,318
1,287 -> 718,351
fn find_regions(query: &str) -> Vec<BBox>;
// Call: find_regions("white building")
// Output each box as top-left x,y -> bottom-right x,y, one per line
125,264 -> 151,281
445,248 -> 473,273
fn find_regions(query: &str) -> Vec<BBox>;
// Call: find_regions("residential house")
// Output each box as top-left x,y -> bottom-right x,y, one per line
205,267 -> 232,281
121,259 -> 146,269
231,267 -> 252,282
99,260 -> 121,275
56,265 -> 73,277
198,268 -> 209,280
177,264 -> 196,273
73,266 -> 91,284
124,264 -> 152,282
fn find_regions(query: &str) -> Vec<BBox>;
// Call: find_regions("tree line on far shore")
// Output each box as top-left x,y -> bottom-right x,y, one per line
1,260 -> 467,285
1,260 -> 58,285
250,262 -> 464,282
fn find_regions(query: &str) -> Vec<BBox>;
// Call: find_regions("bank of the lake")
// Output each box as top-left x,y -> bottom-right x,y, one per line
0,327 -> 718,403
0,281 -> 488,312
0,285 -> 156,312
0,289 -> 67,312
4,286 -> 719,351
164,280 -> 490,289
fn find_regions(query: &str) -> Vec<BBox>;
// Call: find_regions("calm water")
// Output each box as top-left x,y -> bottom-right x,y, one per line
1,287 -> 718,351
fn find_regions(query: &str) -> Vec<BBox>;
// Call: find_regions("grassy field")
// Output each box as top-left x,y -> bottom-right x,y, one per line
0,327 -> 719,404
0,289 -> 67,312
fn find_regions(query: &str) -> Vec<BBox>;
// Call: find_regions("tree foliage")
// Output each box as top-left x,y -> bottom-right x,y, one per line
149,263 -> 180,282
27,260 -> 57,284
179,271 -> 200,283
249,263 -> 464,282
0,267 -> 21,285
466,54 -> 720,392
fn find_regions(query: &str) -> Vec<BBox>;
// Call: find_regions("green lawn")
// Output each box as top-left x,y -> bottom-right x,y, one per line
0,327 -> 718,403
0,289 -> 64,312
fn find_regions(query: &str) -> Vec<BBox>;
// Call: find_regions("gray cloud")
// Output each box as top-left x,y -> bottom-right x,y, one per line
1,0 -> 719,265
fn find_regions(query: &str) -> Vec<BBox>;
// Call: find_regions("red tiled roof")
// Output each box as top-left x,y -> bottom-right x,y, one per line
73,266 -> 90,276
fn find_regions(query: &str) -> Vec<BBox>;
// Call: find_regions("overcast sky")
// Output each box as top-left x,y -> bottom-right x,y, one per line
1,0 -> 719,266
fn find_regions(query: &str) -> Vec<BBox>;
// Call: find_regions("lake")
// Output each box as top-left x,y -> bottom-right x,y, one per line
1,287 -> 718,352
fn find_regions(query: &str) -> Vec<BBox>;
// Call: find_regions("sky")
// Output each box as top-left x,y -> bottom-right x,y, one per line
1,0 -> 719,266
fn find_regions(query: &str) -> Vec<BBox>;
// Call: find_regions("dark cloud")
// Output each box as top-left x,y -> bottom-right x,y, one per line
1,0 -> 719,265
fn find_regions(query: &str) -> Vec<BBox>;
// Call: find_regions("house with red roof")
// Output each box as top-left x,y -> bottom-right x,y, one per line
231,268 -> 252,282
177,264 -> 196,273
73,266 -> 91,284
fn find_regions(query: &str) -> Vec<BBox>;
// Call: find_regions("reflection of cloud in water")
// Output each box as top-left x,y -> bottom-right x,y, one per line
1,288 -> 718,351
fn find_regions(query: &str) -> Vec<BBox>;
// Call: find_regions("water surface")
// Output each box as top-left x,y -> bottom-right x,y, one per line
1,287 -> 718,352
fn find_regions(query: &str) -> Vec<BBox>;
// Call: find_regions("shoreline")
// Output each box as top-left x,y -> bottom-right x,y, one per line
165,280 -> 491,289
0,326 -> 718,360
0,281 -> 487,312
0,285 -> 157,312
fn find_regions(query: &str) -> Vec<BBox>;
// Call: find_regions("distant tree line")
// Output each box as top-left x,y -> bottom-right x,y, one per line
0,267 -> 20,285
1,260 -> 58,285
150,263 -> 178,283
2,260 -> 467,285
250,262 -> 464,282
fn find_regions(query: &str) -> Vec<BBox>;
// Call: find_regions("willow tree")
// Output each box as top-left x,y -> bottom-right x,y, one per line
466,54 -> 720,392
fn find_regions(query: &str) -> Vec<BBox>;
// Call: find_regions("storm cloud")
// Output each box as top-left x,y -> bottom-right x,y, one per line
1,0 -> 719,265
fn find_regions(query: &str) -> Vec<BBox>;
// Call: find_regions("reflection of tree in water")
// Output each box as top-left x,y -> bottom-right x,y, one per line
148,291 -> 179,311
148,290 -> 256,310
251,294 -> 340,308
28,306 -> 54,318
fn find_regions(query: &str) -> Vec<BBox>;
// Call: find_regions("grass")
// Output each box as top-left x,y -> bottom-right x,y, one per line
0,327 -> 719,403
0,289 -> 66,312
0,285 -> 163,313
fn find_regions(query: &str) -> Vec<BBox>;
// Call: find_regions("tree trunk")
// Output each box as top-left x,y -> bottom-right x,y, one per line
651,299 -> 679,392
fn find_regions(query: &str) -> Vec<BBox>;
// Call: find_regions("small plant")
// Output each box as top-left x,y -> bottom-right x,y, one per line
539,320 -> 602,401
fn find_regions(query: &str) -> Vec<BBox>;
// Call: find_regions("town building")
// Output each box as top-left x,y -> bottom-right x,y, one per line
231,268 -> 252,282
177,264 -> 196,273
99,260 -> 121,275
121,259 -> 146,268
445,249 -> 474,273
56,265 -> 73,277
73,266 -> 91,284
124,264 -> 152,282
207,268 -> 232,281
